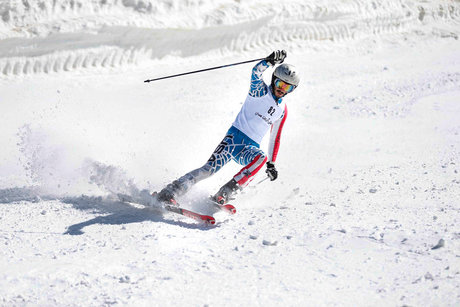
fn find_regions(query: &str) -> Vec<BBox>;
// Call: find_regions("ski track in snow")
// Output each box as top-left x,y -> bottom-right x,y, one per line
1,0 -> 460,306
1,0 -> 459,75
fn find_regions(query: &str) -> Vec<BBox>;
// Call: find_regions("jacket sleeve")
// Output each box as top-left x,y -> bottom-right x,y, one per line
249,60 -> 271,98
268,104 -> 288,163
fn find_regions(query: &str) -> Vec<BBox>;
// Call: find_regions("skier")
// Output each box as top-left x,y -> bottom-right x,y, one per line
156,50 -> 300,205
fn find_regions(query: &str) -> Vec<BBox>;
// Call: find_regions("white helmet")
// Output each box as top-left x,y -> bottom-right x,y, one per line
272,64 -> 300,87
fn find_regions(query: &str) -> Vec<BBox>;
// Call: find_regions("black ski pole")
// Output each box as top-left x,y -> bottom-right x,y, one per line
144,57 -> 266,83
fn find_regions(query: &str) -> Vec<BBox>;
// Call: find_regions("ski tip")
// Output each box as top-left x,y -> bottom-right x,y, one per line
198,214 -> 216,225
224,204 -> 236,214
206,217 -> 216,225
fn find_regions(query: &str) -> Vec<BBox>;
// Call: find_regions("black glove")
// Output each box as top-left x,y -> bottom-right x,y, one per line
265,162 -> 278,181
266,50 -> 287,65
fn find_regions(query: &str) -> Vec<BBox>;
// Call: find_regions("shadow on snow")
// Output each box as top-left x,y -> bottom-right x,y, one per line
0,187 -> 214,234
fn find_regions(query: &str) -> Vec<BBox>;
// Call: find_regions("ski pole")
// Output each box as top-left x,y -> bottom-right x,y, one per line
249,176 -> 269,190
256,176 -> 270,185
144,57 -> 266,83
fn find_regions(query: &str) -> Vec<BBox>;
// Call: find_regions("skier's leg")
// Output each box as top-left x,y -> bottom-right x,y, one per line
213,146 -> 267,203
157,133 -> 235,202
233,150 -> 267,187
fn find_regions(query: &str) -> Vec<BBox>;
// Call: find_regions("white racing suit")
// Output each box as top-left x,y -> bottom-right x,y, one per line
162,60 -> 288,197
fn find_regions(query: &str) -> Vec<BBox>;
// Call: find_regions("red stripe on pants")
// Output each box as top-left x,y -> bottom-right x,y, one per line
233,154 -> 267,187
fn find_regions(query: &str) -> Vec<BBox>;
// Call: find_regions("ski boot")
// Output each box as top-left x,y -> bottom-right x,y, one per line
212,178 -> 240,205
155,181 -> 183,205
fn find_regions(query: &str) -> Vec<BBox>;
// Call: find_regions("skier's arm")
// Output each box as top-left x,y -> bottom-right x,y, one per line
268,105 -> 288,163
265,106 -> 287,181
249,50 -> 287,97
249,60 -> 271,97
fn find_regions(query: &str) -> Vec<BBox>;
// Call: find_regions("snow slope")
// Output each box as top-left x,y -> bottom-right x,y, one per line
1,0 -> 460,306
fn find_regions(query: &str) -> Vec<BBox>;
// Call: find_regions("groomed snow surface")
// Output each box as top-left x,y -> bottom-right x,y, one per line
1,0 -> 460,306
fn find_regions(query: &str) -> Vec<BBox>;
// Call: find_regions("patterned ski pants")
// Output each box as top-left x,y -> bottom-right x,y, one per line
171,126 -> 267,196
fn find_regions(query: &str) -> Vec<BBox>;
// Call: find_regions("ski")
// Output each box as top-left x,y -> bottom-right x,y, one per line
208,198 -> 236,215
209,195 -> 237,214
152,192 -> 216,225
164,204 -> 216,225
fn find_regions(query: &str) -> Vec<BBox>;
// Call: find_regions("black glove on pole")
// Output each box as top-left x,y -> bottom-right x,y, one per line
265,162 -> 278,181
266,50 -> 287,65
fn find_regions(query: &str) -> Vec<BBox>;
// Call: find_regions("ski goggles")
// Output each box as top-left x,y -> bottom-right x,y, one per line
274,78 -> 296,93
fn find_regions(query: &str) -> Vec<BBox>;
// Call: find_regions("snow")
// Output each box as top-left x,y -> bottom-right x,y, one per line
1,0 -> 460,305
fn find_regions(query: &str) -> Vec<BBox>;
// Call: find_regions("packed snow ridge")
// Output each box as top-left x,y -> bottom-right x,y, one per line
0,0 -> 459,75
